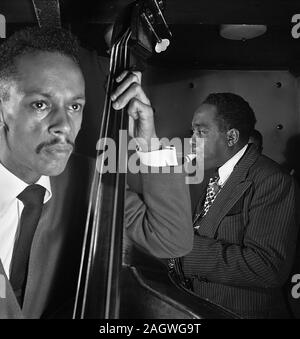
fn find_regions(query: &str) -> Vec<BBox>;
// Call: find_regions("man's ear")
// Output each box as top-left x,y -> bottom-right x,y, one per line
226,128 -> 239,147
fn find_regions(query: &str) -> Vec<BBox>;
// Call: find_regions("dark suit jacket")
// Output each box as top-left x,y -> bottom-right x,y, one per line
0,154 -> 193,318
183,144 -> 298,319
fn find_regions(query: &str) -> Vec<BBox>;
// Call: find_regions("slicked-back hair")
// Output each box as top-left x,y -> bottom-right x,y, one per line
203,92 -> 257,143
0,26 -> 80,101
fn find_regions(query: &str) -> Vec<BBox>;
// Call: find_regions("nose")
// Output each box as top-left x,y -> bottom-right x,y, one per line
48,107 -> 72,137
191,131 -> 198,144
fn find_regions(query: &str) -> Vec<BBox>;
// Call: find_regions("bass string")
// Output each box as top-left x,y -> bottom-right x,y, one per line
79,40 -> 121,318
72,34 -> 122,318
89,29 -> 131,318
73,28 -> 132,318
93,27 -> 131,268
90,29 -> 131,276
104,29 -> 132,318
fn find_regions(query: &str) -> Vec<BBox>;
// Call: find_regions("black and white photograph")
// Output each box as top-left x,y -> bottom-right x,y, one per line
0,0 -> 300,324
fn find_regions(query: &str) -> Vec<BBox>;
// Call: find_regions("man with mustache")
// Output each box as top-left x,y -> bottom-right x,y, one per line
0,27 -> 192,318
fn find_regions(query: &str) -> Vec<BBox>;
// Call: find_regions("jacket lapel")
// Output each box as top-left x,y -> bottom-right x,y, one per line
0,260 -> 23,318
190,168 -> 216,216
22,154 -> 94,318
22,175 -> 67,318
190,176 -> 209,217
0,154 -> 93,318
195,144 -> 260,238
0,176 -> 66,319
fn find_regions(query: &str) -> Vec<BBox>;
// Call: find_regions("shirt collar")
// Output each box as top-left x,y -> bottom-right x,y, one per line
36,175 -> 52,204
218,144 -> 248,186
0,162 -> 52,211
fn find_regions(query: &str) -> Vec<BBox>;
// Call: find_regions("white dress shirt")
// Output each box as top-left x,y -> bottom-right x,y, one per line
217,144 -> 248,186
0,163 -> 52,278
138,143 -> 248,178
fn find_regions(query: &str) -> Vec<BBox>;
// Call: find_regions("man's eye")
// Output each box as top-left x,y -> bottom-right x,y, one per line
69,103 -> 82,112
32,101 -> 48,111
192,129 -> 208,138
192,128 -> 203,134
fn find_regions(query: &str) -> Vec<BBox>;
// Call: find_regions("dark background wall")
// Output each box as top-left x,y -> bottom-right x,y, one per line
80,56 -> 300,171
144,67 -> 300,167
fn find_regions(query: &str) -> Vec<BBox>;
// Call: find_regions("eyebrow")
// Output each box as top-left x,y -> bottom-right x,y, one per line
24,91 -> 86,100
192,123 -> 209,128
71,95 -> 86,101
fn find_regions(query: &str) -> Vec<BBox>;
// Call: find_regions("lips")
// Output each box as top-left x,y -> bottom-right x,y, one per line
44,143 -> 73,155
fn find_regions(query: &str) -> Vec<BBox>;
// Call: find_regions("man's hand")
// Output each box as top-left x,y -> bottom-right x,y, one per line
110,71 -> 160,152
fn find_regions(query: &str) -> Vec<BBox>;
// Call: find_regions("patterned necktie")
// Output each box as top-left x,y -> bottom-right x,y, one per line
168,174 -> 221,289
202,174 -> 221,216
10,184 -> 45,306
194,173 -> 221,230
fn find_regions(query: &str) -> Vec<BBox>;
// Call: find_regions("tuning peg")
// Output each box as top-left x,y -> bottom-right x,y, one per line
152,0 -> 172,38
155,38 -> 170,53
141,12 -> 170,53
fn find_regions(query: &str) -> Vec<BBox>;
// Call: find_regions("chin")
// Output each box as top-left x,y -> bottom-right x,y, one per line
45,167 -> 66,177
39,159 -> 69,177
38,149 -> 74,175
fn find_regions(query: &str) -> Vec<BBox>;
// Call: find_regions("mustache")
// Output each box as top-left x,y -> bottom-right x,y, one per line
36,138 -> 74,154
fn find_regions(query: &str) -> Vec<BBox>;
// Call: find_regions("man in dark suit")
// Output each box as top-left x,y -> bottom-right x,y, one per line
181,93 -> 298,318
0,27 -> 192,318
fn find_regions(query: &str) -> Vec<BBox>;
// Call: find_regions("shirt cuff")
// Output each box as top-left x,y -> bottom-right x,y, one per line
137,147 -> 179,167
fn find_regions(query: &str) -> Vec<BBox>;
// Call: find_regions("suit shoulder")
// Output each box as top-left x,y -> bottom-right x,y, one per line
249,154 -> 292,183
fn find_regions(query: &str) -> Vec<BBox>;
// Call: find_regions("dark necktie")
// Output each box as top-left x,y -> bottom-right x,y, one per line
10,184 -> 46,306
